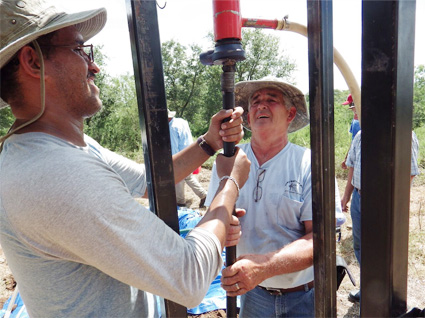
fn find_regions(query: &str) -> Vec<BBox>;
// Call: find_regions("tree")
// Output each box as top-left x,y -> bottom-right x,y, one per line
413,64 -> 425,129
162,40 -> 207,120
235,29 -> 296,83
84,46 -> 141,153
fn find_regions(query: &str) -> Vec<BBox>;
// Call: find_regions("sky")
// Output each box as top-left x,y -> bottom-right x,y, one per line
63,0 -> 425,94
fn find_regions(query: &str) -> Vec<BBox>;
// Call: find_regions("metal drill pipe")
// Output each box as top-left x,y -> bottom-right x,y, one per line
221,62 -> 237,318
221,64 -> 236,157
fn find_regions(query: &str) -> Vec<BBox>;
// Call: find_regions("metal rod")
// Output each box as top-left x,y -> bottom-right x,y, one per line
221,63 -> 237,157
307,0 -> 337,316
220,62 -> 238,318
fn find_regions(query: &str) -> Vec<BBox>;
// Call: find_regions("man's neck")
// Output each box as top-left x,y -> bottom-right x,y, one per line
13,116 -> 86,147
250,132 -> 289,166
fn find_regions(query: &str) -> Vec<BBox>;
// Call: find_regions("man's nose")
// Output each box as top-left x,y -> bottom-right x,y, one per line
89,61 -> 101,74
257,100 -> 268,109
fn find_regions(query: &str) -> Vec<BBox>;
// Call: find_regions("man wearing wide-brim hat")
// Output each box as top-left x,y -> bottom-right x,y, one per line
0,1 -> 251,317
205,77 -> 344,317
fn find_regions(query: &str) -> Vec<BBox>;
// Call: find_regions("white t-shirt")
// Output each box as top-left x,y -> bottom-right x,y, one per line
206,142 -> 343,289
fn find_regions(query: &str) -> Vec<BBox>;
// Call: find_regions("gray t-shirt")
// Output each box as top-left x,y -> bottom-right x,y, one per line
0,133 -> 222,317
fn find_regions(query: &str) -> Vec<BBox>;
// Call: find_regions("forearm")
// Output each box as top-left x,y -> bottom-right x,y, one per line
342,167 -> 355,201
172,142 -> 211,184
263,232 -> 314,279
195,177 -> 239,249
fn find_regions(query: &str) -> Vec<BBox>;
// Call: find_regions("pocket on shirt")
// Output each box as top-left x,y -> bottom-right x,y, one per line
273,195 -> 304,228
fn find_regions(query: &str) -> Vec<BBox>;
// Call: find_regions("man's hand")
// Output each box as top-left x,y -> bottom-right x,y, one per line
225,209 -> 246,247
203,107 -> 244,152
341,196 -> 350,212
221,254 -> 269,296
341,160 -> 348,170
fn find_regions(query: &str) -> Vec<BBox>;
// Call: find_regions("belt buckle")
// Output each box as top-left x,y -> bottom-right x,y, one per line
264,287 -> 283,295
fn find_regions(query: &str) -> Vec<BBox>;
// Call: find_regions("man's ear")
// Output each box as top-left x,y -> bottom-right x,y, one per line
287,107 -> 297,123
247,110 -> 251,127
17,46 -> 43,79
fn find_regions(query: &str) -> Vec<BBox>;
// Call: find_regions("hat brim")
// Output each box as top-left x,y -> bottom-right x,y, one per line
342,101 -> 351,105
0,7 -> 107,109
235,79 -> 309,133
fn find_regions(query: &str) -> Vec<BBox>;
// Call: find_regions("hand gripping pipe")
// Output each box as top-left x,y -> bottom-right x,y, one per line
241,16 -> 362,122
200,1 -> 245,317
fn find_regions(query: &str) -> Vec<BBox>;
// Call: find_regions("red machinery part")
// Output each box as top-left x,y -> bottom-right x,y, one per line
213,0 -> 242,41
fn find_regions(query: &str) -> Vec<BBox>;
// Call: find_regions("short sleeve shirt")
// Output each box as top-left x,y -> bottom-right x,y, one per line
206,142 -> 343,289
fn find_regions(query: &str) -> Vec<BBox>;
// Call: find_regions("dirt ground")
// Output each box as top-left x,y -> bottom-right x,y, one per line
0,169 -> 424,316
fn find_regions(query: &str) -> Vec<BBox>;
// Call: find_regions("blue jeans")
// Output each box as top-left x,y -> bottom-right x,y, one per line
351,189 -> 361,265
240,286 -> 314,318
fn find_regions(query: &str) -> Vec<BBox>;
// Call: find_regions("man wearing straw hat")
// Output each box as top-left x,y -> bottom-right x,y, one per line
0,0 -> 251,316
205,77 -> 344,317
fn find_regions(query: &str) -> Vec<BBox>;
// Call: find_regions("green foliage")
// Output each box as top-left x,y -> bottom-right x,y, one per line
85,74 -> 141,152
0,107 -> 14,136
413,65 -> 425,129
84,46 -> 142,152
236,29 -> 296,83
288,90 -> 355,179
414,125 -> 425,168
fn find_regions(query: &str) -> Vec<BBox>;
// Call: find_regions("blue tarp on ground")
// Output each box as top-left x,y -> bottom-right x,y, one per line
0,292 -> 28,318
0,207 -> 238,317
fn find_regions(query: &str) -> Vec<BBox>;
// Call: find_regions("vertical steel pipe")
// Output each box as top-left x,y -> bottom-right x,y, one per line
307,1 -> 337,317
361,0 -> 416,316
125,0 -> 187,317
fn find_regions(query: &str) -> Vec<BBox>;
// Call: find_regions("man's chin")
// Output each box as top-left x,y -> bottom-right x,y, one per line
83,99 -> 102,118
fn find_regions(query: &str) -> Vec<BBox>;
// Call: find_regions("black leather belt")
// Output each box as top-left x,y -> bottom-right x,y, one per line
258,281 -> 314,295
355,187 -> 361,195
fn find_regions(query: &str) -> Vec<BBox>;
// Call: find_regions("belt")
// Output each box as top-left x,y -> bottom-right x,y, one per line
355,187 -> 361,195
258,281 -> 314,295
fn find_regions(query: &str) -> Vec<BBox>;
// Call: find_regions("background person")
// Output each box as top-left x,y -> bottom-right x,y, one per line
341,130 -> 420,303
341,94 -> 361,170
0,1 -> 250,317
168,109 -> 208,208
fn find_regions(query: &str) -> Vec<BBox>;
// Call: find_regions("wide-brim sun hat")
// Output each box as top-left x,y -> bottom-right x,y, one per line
0,0 -> 107,108
235,76 -> 309,133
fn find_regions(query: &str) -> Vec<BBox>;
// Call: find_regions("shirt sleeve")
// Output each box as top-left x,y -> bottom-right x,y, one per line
346,132 -> 361,168
411,131 -> 420,176
86,135 -> 147,198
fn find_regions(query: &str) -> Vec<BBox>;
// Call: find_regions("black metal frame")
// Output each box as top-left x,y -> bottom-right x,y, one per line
361,1 -> 416,316
307,1 -> 337,316
125,0 -> 417,316
125,0 -> 186,316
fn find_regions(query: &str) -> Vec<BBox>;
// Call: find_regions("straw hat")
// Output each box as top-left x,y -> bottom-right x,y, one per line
235,77 -> 309,133
0,0 -> 107,108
